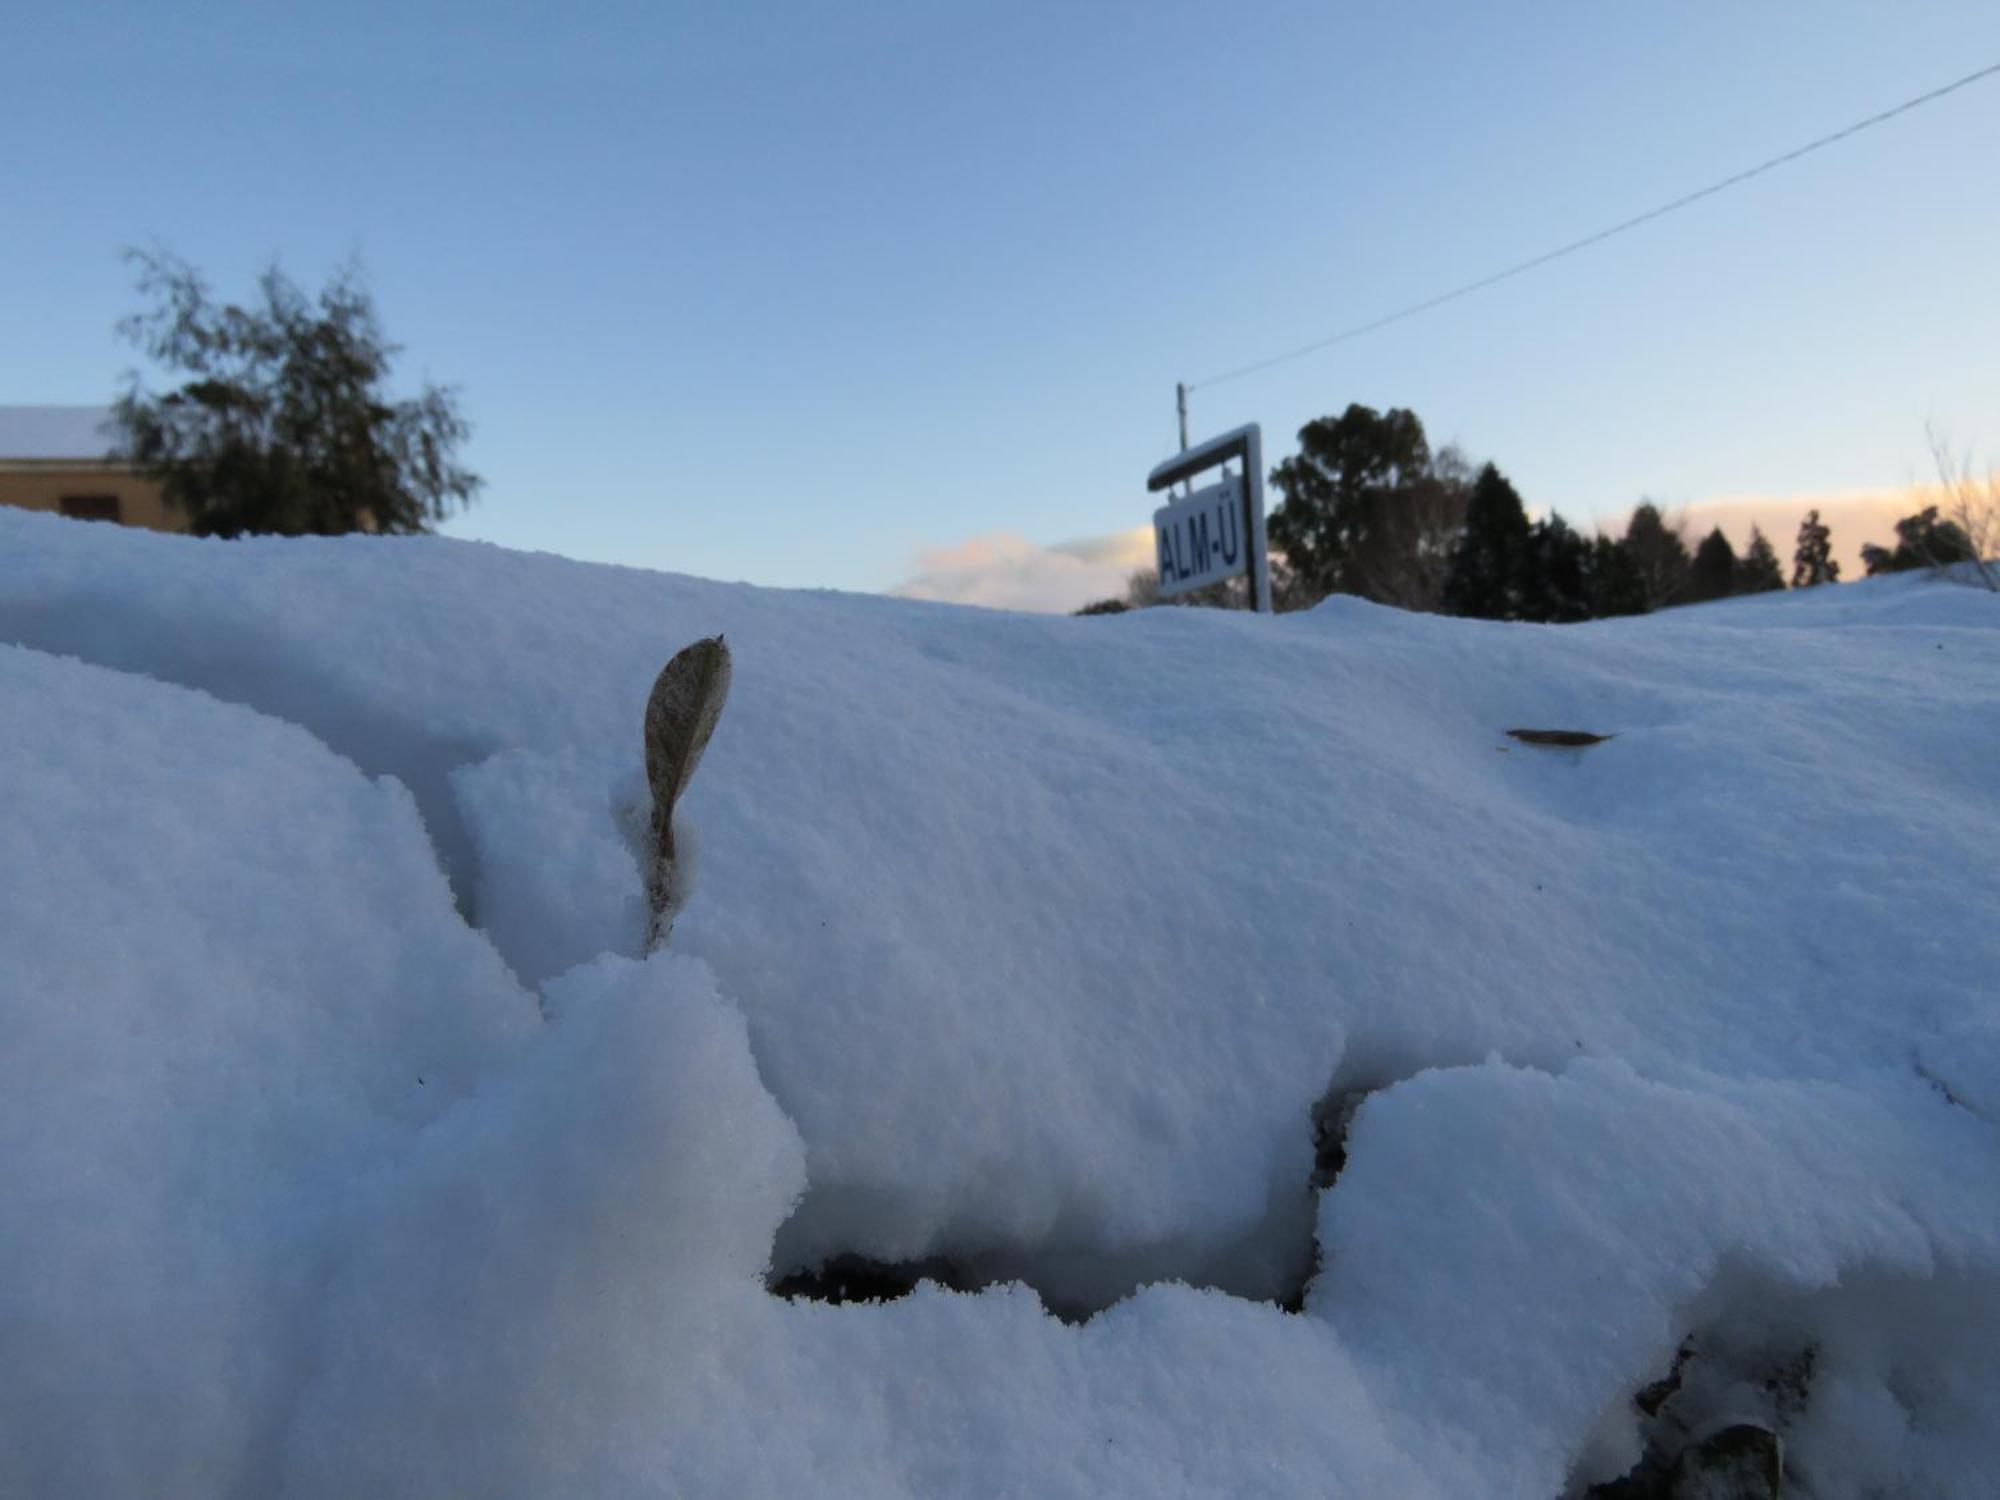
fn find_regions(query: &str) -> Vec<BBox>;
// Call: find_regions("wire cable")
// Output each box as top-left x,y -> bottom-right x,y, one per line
1188,59 -> 2000,391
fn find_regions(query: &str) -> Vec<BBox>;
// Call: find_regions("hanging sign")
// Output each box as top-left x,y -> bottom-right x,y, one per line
1146,424 -> 1271,611
1153,476 -> 1249,596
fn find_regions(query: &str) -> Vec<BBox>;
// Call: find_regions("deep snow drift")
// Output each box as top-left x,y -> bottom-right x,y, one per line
2,506 -> 1996,1497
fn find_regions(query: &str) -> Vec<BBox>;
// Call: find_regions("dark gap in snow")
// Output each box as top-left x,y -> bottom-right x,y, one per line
770,1253 -> 979,1309
770,1080 -> 1360,1323
1634,1338 -> 1695,1418
767,1062 -> 1498,1324
1309,1081 -> 1375,1192
1584,1421 -> 1785,1500
1578,1322 -> 1818,1500
971,1213 -> 1318,1324
770,1057 -> 1583,1325
769,1129 -> 1324,1322
1291,1067 -> 1436,1306
768,1246 -> 1317,1327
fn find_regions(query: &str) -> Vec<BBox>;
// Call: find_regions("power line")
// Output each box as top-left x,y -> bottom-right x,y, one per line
1188,59 -> 2000,392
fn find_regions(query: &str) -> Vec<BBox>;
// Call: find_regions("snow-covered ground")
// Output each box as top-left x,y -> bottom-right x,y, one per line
2,506 -> 1996,1497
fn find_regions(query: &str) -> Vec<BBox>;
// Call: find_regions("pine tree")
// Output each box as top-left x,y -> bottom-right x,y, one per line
1792,509 -> 1840,587
1266,404 -> 1448,608
1516,513 -> 1594,622
1684,527 -> 1739,604
1584,534 -> 1649,617
1442,462 -> 1531,618
1735,526 -> 1786,594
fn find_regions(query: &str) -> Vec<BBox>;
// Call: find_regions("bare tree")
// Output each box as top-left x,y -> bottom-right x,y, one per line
1122,547 -> 1317,613
1354,443 -> 1474,613
1625,500 -> 1695,606
1124,567 -> 1163,609
1122,566 -> 1245,611
1925,426 -> 1999,591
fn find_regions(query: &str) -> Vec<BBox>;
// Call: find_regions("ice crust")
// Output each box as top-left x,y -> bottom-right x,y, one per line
2,506 -> 1996,1496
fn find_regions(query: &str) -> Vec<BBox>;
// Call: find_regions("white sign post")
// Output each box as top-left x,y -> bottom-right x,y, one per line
1147,424 -> 1270,612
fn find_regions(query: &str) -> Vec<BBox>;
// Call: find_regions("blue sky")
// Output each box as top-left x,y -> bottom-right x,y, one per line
8,1 -> 1998,607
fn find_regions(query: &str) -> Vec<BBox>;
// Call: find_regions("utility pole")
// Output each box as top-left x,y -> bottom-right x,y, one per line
1176,382 -> 1191,496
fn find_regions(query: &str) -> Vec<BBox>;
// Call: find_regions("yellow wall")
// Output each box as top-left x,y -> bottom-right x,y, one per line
0,464 -> 185,532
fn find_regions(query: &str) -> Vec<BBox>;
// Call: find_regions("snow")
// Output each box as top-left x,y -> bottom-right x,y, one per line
0,404 -> 121,460
1,503 -> 1996,1496
0,639 -> 535,1496
1145,420 -> 1262,489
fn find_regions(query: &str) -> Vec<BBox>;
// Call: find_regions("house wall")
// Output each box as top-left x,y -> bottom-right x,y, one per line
0,464 -> 185,532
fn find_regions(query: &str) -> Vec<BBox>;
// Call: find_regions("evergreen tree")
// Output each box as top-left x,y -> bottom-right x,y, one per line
1735,526 -> 1786,594
1622,502 -> 1692,610
113,249 -> 479,537
1684,527 -> 1740,603
1859,506 -> 1978,575
1442,462 -> 1531,619
1266,404 -> 1435,606
1584,533 -> 1649,617
1792,509 -> 1840,587
1517,513 -> 1593,622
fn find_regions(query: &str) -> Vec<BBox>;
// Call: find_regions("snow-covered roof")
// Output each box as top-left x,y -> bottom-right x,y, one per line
0,405 -> 122,461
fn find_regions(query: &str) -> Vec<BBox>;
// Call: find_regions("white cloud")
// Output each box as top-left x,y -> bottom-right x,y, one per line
891,528 -> 1155,614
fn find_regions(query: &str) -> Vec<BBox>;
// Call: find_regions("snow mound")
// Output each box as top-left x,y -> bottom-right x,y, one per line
0,639 -> 535,1497
2,505 -> 1997,1496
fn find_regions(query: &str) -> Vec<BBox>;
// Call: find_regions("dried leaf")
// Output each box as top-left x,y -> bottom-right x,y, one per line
1504,728 -> 1612,748
644,635 -> 732,937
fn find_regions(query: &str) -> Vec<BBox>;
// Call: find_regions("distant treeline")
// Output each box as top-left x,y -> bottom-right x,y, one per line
1080,404 -> 1987,618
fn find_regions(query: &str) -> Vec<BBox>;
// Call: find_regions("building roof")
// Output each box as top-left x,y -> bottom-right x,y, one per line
0,405 -> 123,461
